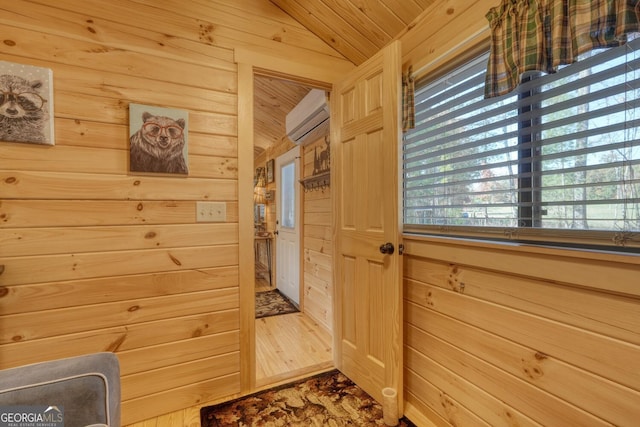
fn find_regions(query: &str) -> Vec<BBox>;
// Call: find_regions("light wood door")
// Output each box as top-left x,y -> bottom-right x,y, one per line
331,41 -> 403,410
275,146 -> 301,305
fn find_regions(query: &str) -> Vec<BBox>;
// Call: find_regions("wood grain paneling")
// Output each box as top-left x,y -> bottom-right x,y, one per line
0,266 -> 238,314
0,310 -> 239,369
270,0 -> 437,65
121,353 -> 240,400
404,237 -> 640,426
0,0 -> 347,425
118,331 -> 240,376
405,257 -> 640,345
1,287 -> 238,343
2,224 -> 239,257
1,245 -> 239,286
122,373 -> 241,424
302,137 -> 333,334
0,200 -> 239,228
1,171 -> 238,200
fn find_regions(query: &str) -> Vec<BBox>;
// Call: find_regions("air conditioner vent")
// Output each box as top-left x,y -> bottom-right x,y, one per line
286,89 -> 329,145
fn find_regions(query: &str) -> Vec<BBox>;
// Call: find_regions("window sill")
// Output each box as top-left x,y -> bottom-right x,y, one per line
402,232 -> 640,266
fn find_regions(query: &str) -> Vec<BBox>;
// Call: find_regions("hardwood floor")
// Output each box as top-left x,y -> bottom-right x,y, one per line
126,284 -> 333,426
255,275 -> 273,293
256,312 -> 333,382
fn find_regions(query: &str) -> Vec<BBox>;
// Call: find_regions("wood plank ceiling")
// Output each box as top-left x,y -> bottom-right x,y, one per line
254,76 -> 312,157
254,0 -> 435,157
270,0 -> 436,65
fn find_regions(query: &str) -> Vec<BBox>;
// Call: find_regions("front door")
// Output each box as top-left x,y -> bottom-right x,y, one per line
275,146 -> 301,305
331,41 -> 403,411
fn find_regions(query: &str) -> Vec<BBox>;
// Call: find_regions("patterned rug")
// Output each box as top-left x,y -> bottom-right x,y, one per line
200,370 -> 416,426
255,289 -> 299,319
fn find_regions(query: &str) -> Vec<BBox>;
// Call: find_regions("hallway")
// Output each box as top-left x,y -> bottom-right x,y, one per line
255,311 -> 332,383
254,276 -> 333,385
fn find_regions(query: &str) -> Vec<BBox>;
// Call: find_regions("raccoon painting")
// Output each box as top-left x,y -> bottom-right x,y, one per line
130,111 -> 188,174
0,74 -> 47,144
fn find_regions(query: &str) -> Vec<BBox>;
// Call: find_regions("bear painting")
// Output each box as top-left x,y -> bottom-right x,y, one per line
129,105 -> 189,175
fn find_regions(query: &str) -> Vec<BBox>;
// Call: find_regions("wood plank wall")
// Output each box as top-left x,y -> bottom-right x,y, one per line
4,0 -> 637,425
302,137 -> 332,333
398,1 -> 640,426
403,238 -> 640,426
0,0 -> 347,424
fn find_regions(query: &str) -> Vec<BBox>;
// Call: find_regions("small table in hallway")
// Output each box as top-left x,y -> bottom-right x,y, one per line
254,233 -> 272,286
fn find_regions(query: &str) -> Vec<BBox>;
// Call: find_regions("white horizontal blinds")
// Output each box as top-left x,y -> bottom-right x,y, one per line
404,54 -> 521,228
534,38 -> 640,232
403,38 -> 640,248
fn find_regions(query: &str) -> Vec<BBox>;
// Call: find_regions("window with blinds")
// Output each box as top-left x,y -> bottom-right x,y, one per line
403,37 -> 640,250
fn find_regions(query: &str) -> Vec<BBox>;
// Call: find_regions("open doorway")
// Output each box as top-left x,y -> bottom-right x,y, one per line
252,74 -> 333,385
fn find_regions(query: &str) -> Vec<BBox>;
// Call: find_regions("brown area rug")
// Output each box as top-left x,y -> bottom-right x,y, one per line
200,370 -> 416,426
255,289 -> 299,319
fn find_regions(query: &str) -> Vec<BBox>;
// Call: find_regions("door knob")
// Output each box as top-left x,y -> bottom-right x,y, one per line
379,242 -> 394,255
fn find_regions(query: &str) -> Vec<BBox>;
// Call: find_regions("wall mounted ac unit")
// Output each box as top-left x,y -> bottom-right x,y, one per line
286,89 -> 329,145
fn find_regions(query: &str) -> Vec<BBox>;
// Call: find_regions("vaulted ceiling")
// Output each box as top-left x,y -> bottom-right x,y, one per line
270,0 -> 436,66
254,0 -> 436,158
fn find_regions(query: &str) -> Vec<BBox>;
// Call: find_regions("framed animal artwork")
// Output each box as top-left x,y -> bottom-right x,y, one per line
129,103 -> 189,175
0,60 -> 54,146
266,159 -> 275,184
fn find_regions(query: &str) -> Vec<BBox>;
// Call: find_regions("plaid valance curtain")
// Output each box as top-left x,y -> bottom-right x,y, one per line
485,0 -> 640,98
402,65 -> 415,131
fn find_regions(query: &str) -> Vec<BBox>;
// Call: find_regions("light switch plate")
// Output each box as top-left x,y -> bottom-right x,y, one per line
196,201 -> 226,222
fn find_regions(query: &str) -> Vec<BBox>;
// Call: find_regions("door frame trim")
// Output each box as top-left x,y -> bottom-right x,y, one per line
236,50 -> 349,393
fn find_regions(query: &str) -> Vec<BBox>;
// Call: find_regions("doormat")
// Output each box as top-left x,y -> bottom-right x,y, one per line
255,289 -> 299,319
200,369 -> 416,426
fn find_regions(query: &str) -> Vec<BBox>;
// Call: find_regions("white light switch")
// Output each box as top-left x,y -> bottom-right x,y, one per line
196,201 -> 226,222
